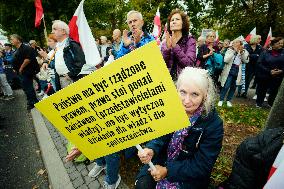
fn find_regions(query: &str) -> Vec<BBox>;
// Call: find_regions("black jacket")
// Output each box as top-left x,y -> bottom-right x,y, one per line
62,38 -> 86,80
137,109 -> 224,189
256,49 -> 284,80
221,127 -> 284,189
55,38 -> 86,90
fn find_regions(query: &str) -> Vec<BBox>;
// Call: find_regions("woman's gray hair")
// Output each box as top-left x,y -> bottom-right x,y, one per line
52,20 -> 70,35
176,67 -> 217,116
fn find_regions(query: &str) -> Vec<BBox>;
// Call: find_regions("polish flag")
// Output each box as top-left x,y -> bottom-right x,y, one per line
152,7 -> 161,45
264,145 -> 284,188
68,0 -> 101,71
264,27 -> 272,49
215,30 -> 219,43
34,0 -> 44,28
267,145 -> 284,180
245,27 -> 256,43
161,23 -> 167,42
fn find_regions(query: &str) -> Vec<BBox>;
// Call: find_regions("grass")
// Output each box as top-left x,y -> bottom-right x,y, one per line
209,104 -> 270,186
121,104 -> 270,188
217,104 -> 269,128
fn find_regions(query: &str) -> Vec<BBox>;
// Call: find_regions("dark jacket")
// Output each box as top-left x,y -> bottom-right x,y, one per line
221,127 -> 284,189
161,35 -> 196,78
62,38 -> 86,80
197,44 -> 219,69
256,49 -> 284,81
244,44 -> 263,73
54,38 -> 86,90
137,109 -> 224,189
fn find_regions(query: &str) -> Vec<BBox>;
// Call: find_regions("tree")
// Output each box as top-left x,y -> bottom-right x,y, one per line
265,80 -> 284,129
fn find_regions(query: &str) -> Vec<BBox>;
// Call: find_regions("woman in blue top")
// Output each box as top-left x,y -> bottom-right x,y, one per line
135,67 -> 224,189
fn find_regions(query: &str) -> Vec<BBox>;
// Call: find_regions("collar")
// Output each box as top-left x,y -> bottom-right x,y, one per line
56,38 -> 68,48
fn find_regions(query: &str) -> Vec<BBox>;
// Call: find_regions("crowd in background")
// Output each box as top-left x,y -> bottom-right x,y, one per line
0,8 -> 283,189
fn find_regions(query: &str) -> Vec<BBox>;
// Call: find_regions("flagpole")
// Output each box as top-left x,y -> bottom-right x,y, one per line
42,15 -> 48,45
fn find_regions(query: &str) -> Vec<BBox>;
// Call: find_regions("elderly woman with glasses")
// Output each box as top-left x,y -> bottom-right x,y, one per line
135,67 -> 224,189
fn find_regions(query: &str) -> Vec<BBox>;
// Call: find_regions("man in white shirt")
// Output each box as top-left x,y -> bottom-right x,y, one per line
51,20 -> 86,89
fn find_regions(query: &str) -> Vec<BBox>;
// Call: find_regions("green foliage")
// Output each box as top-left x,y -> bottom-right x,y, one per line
217,104 -> 269,128
0,0 -> 283,45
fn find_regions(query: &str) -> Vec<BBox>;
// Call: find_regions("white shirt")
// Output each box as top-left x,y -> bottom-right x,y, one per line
233,54 -> 242,66
55,38 -> 69,75
100,44 -> 108,59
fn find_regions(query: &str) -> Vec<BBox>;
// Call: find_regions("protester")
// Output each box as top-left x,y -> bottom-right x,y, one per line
99,36 -> 110,63
196,36 -> 205,67
220,39 -> 230,57
0,50 -> 14,100
218,39 -> 249,107
242,35 -> 263,98
112,29 -> 123,59
3,43 -> 17,87
116,10 -> 154,58
161,9 -> 196,81
136,67 -> 224,189
39,34 -> 58,92
10,34 -> 39,110
256,37 -> 284,107
197,31 -> 218,69
49,20 -> 86,89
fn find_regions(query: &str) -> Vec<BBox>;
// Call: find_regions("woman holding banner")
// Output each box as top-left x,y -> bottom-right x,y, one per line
135,67 -> 224,189
161,9 -> 196,81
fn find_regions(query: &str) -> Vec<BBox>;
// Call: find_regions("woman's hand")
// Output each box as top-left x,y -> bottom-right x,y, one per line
137,148 -> 154,164
165,31 -> 172,49
149,165 -> 168,182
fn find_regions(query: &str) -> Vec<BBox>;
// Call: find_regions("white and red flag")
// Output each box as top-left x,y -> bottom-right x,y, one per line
245,27 -> 256,43
215,30 -> 219,43
263,27 -> 272,49
264,145 -> 284,188
152,7 -> 161,45
68,0 -> 101,71
34,0 -> 43,28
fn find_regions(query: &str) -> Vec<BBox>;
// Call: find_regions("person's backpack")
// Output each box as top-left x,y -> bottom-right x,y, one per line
219,127 -> 284,189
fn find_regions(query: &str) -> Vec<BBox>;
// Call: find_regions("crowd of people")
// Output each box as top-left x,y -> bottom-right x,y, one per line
0,8 -> 283,189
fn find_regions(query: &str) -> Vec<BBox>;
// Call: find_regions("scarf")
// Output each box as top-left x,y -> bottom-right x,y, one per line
156,108 -> 202,189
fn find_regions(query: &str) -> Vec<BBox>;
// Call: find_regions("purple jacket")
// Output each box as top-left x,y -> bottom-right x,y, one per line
161,35 -> 196,76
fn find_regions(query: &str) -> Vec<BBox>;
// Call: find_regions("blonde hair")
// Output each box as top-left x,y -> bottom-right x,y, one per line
176,67 -> 217,116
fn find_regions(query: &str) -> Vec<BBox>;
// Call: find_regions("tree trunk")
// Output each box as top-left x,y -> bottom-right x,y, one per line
265,79 -> 284,129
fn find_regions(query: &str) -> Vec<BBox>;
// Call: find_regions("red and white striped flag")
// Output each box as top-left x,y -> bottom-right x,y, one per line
152,7 -> 161,45
264,145 -> 284,188
264,27 -> 272,49
245,27 -> 256,43
34,0 -> 43,28
215,30 -> 219,43
68,0 -> 101,72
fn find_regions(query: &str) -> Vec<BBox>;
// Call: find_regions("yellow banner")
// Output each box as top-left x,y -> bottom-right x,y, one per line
35,41 -> 189,160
